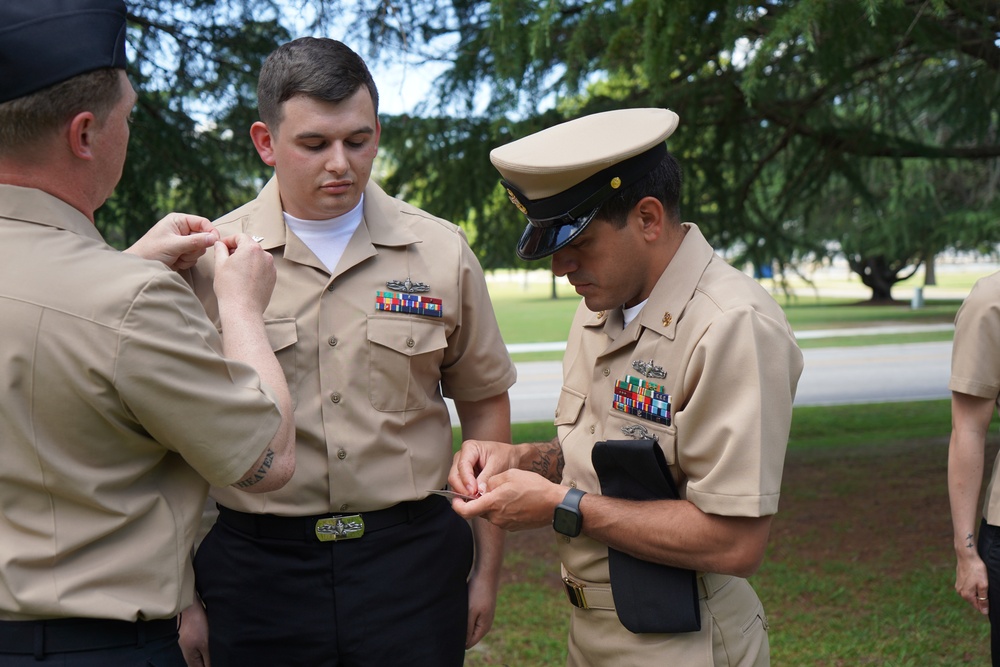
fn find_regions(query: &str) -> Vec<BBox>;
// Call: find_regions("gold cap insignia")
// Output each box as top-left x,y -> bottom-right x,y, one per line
611,177 -> 621,189
662,312 -> 672,327
506,188 -> 528,215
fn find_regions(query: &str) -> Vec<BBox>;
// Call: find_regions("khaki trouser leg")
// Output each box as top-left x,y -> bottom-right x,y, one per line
565,574 -> 769,667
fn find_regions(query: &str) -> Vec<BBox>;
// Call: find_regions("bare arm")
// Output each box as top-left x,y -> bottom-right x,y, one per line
578,495 -> 772,577
453,392 -> 511,649
948,390 -> 996,614
213,235 -> 295,493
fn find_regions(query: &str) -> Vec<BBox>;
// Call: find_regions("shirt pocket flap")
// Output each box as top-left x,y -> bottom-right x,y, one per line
554,386 -> 586,426
264,318 -> 298,353
367,316 -> 448,357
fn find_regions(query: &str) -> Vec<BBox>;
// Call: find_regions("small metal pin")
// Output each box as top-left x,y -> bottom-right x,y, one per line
632,359 -> 666,379
386,277 -> 430,293
251,235 -> 264,243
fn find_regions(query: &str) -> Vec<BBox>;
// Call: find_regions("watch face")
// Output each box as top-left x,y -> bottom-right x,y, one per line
553,507 -> 581,537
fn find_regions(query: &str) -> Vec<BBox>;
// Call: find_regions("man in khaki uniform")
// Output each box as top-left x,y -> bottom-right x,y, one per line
0,1 -> 296,665
948,271 -> 1000,665
180,37 -> 515,666
450,108 -> 803,666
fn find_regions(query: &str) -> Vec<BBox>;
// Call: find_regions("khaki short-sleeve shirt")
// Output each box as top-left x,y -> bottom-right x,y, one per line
555,224 -> 803,659
0,185 -> 283,621
949,271 -> 1000,523
187,178 -> 516,515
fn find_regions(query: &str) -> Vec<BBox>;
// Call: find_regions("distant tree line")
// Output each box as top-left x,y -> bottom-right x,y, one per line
111,0 -> 1000,302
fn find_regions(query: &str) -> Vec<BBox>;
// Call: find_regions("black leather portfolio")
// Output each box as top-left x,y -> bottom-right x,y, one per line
591,438 -> 701,634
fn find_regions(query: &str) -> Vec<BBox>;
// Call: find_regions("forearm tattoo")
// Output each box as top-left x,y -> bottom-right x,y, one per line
530,439 -> 565,483
967,532 -> 976,550
234,448 -> 275,488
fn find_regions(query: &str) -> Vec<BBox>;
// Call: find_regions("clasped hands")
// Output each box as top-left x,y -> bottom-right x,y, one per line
447,440 -> 566,531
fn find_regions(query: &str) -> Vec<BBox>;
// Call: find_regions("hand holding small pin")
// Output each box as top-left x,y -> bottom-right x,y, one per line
427,489 -> 481,502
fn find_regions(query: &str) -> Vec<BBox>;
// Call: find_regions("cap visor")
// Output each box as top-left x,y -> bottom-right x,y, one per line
516,210 -> 597,261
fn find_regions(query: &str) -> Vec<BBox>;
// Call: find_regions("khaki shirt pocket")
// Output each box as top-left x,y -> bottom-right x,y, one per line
367,315 -> 448,412
264,318 -> 298,408
554,386 -> 586,427
602,409 -> 678,468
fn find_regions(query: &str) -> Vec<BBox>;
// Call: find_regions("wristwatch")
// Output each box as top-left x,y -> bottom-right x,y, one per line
553,487 -> 586,537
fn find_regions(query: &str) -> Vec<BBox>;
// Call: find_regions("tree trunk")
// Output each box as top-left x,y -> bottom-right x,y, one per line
924,252 -> 937,286
551,273 -> 557,300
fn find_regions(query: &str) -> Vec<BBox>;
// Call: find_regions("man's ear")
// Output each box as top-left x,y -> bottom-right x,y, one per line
67,111 -> 98,161
634,196 -> 666,242
249,121 -> 277,166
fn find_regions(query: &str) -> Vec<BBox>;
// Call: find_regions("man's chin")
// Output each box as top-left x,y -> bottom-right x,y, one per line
581,295 -> 613,313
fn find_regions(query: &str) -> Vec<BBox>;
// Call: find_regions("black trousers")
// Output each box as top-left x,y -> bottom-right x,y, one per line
0,618 -> 182,666
981,519 -> 1000,666
194,497 -> 473,667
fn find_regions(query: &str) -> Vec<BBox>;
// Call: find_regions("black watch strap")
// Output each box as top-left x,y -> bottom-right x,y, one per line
553,487 -> 586,537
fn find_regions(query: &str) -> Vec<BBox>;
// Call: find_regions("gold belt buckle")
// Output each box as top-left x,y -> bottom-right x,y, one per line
315,515 -> 365,542
562,576 -> 589,609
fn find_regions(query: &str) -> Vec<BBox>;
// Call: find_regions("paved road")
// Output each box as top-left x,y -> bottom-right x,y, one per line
449,338 -> 954,424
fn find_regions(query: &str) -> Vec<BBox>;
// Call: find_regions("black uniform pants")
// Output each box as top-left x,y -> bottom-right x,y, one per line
194,497 -> 473,667
980,519 -> 1000,666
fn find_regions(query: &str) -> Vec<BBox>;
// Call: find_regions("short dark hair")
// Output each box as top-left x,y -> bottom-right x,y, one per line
257,37 -> 379,130
0,68 -> 122,156
597,152 -> 683,228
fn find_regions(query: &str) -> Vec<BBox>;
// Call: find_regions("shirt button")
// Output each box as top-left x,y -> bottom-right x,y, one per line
337,448 -> 347,460
327,284 -> 335,292
406,338 -> 415,348
328,336 -> 338,347
330,392 -> 342,404
603,368 -> 611,377
589,425 -> 595,434
339,504 -> 349,511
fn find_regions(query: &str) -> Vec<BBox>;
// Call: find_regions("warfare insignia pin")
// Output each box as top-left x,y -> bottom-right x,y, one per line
632,359 -> 666,379
386,277 -> 430,293
621,423 -> 658,443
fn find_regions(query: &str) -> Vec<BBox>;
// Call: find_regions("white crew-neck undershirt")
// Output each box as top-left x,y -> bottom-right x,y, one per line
282,196 -> 365,272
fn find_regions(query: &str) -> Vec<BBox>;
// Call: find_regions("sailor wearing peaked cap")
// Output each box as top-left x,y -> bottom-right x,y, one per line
490,107 -> 679,260
0,0 -> 128,104
449,106 -> 803,666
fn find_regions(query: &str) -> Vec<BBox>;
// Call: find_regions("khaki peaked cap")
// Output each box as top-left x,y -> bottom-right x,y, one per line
490,108 -> 680,260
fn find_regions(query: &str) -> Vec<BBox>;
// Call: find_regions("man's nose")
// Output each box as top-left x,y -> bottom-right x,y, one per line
551,249 -> 575,277
324,144 -> 349,174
